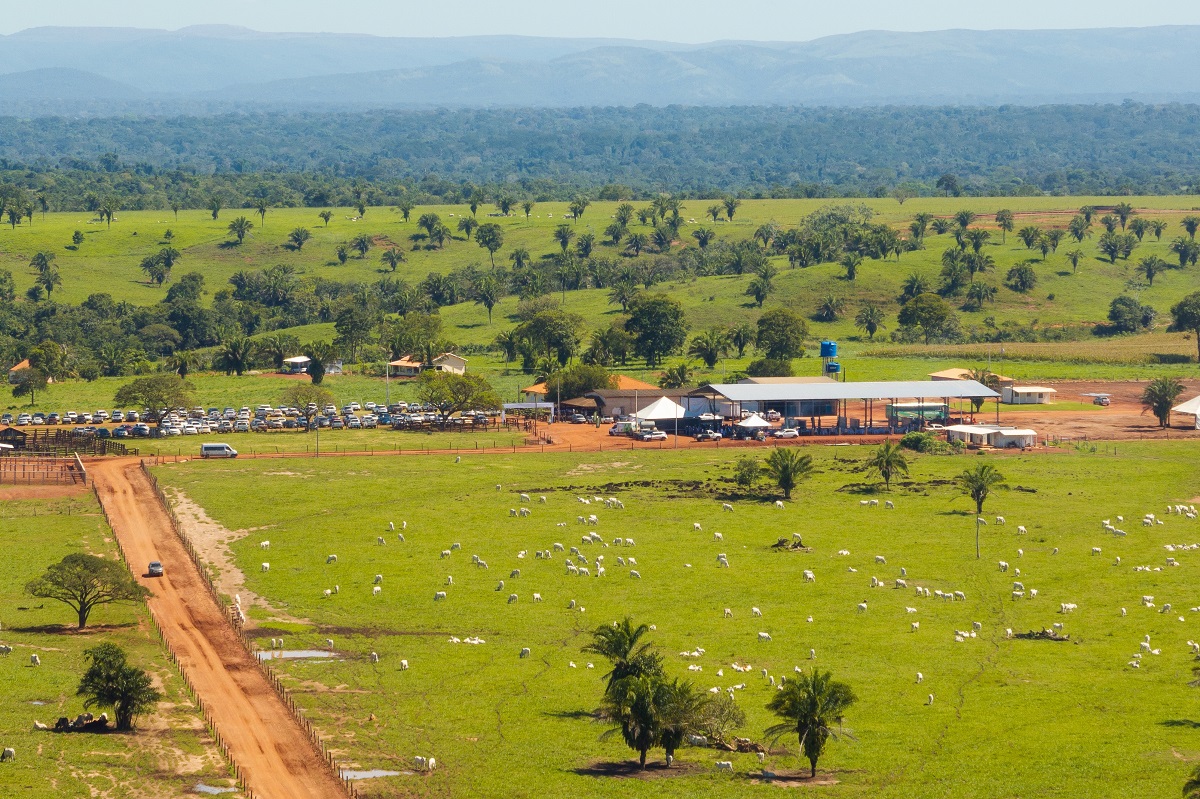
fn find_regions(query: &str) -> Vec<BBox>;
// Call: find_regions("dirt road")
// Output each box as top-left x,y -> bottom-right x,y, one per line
90,459 -> 347,799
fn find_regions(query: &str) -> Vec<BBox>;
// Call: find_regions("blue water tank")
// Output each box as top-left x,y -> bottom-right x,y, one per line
820,340 -> 838,358
825,361 -> 841,373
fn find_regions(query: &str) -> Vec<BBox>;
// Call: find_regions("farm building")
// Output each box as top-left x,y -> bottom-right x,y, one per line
1001,386 -> 1057,405
928,367 -> 1014,388
944,424 -> 1038,449
687,380 -> 1000,433
523,374 -> 657,402
282,355 -> 310,374
388,353 -> 467,378
572,388 -> 692,419
7,359 -> 30,384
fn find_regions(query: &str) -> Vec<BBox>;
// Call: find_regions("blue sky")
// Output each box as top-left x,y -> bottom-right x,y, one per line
4,1 -> 1200,42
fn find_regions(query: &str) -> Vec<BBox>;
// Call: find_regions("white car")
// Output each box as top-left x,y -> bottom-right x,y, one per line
773,428 -> 800,439
234,420 -> 250,433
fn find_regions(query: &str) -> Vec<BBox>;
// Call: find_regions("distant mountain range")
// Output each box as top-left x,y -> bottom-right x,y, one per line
2,24 -> 1199,113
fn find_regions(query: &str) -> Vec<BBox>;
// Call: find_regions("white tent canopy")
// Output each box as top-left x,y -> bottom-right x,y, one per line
737,414 -> 772,428
634,396 -> 687,421
1172,395 -> 1200,416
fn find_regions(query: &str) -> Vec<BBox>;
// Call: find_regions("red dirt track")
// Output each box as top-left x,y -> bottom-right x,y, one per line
90,458 -> 347,799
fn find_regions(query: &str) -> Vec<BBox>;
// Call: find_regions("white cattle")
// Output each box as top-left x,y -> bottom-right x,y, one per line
713,532 -> 723,541
373,586 -> 382,596
262,562 -> 270,572
758,632 -> 772,641
435,591 -> 447,601
715,761 -> 733,771
630,570 -> 641,578
911,622 -> 920,632
775,501 -> 785,509
875,555 -> 887,564
326,554 -> 337,564
377,536 -> 386,545
724,608 -> 733,618
520,647 -> 531,658
1017,525 -> 1027,534
30,654 -> 40,666
374,574 -> 383,584
722,503 -> 734,512
752,607 -> 762,617
0,748 -> 13,762
520,493 -> 531,502
533,593 -> 542,602
370,652 -> 379,663
803,570 -> 815,582
693,523 -> 702,531
260,540 -> 270,549
508,594 -> 518,603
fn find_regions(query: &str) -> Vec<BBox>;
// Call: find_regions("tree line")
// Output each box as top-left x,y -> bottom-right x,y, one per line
5,103 -> 1200,207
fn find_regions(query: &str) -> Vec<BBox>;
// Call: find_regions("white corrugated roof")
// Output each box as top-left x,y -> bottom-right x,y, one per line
1009,386 -> 1057,393
691,380 -> 1000,402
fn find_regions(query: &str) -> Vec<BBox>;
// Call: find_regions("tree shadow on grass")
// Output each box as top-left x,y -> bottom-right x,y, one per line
544,709 -> 596,721
574,760 -> 698,778
1161,719 -> 1200,728
11,622 -> 137,634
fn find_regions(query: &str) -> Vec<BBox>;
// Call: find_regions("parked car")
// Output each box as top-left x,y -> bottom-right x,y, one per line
773,428 -> 800,439
47,413 -> 60,424
330,417 -> 345,430
111,410 -> 125,422
132,424 -> 151,437
568,413 -> 588,424
234,420 -> 250,433
1093,395 -> 1111,406
1,413 -> 12,425
95,427 -> 112,439
147,561 -> 163,577
31,414 -> 45,425
638,429 -> 668,441
766,410 -> 781,421
694,430 -> 723,442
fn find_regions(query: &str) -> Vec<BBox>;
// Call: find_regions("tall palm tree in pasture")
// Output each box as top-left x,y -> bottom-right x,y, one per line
865,440 -> 908,490
765,668 -> 857,778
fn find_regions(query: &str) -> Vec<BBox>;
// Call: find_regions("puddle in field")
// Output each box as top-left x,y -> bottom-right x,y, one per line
256,649 -> 336,660
341,769 -> 405,779
193,784 -> 238,795
30,701 -> 46,705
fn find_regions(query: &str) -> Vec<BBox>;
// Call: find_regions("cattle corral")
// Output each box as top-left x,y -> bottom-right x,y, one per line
148,443 -> 1200,798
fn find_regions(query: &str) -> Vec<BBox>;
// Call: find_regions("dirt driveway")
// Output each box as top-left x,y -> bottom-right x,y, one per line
90,459 -> 347,799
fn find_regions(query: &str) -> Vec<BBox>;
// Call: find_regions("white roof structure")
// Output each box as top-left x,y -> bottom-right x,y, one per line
945,424 -> 1037,436
1008,386 -> 1057,394
283,355 -> 311,364
1172,395 -> 1200,416
737,414 -> 772,428
691,380 -> 1000,403
634,396 -> 687,421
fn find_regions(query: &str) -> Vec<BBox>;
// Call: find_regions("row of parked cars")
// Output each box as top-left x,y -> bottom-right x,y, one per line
2,409 -> 145,427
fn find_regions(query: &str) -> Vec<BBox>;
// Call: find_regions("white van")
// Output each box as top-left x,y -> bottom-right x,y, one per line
200,443 -> 238,459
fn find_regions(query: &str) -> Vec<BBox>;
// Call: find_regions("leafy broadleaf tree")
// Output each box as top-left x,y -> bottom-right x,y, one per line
113,375 -> 194,422
26,553 -> 150,630
77,644 -> 162,731
1168,292 -> 1200,362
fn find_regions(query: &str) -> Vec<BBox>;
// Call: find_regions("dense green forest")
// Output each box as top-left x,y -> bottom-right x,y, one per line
2,103 -> 1200,209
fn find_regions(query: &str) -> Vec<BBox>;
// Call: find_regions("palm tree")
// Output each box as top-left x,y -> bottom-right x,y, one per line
417,213 -> 442,238
659,362 -> 694,389
214,336 -> 255,376
509,248 -> 531,269
1078,205 -> 1096,223
1149,219 -> 1168,240
747,272 -> 774,308
965,228 -> 990,253
257,333 -> 300,370
965,281 -> 997,311
1128,218 -> 1150,241
816,294 -> 845,322
707,204 -> 724,223
457,216 -> 479,240
304,341 -> 337,385
140,255 -> 168,286
380,247 -> 406,273
1067,215 -> 1092,243
583,617 -> 663,694
475,273 -> 502,323
1017,226 -> 1042,249
765,668 -> 857,779
865,440 -> 908,490
1113,201 -> 1135,230
688,329 -> 729,368
599,674 -> 662,769
568,196 -> 591,223
841,252 -> 862,281
288,228 -> 311,250
1141,377 -> 1184,428
227,216 -> 253,244
37,266 -> 62,297
855,303 -> 886,340
576,232 -> 595,259
208,196 -> 222,220
930,218 -> 952,235
1065,249 -> 1085,274
729,321 -> 755,357
1184,216 -> 1200,240
692,227 -> 716,249
994,209 -> 1014,243
722,196 -> 741,222
625,233 -> 648,257
522,200 -> 535,219
1136,256 -> 1168,287
319,210 -> 333,227
1100,214 -> 1119,234
954,210 -> 976,230
956,464 -> 1006,557
254,199 -> 269,228
657,678 -> 706,762
899,273 -> 930,302
553,223 -> 575,253
167,350 -> 200,379
351,234 -> 373,258
766,448 -> 813,499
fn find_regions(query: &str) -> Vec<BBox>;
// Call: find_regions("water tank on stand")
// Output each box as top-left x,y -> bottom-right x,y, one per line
819,341 -> 838,358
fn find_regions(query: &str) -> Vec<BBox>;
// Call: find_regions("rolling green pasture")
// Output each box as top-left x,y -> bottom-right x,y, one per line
0,490 -> 237,797
156,443 -> 1200,798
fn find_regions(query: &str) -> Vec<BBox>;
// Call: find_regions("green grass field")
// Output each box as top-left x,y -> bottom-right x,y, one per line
0,489 -> 237,798
153,442 -> 1200,798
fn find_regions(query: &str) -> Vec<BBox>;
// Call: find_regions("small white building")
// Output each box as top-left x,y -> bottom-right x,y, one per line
1001,386 -> 1057,405
945,424 -> 1038,449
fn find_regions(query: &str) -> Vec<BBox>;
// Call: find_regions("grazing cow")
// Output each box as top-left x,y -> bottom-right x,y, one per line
715,761 -> 733,771
374,574 -> 383,584
377,536 -> 386,545
30,654 -> 40,666
0,748 -> 13,762
758,632 -> 772,641
508,594 -> 518,604
911,622 -> 920,632
533,593 -> 542,602
510,569 -> 521,578
714,532 -> 723,541
693,523 -> 702,531
995,516 -> 1005,525
1017,525 -> 1027,535
400,659 -> 409,670
262,562 -> 270,572
260,540 -> 270,549
326,554 -> 337,564
520,493 -> 531,502
435,591 -> 447,601
373,586 -> 382,596
370,652 -> 379,663
520,647 -> 531,658
629,570 -> 641,579
724,608 -> 733,618
722,503 -> 734,512
752,607 -> 762,617
775,501 -> 785,509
